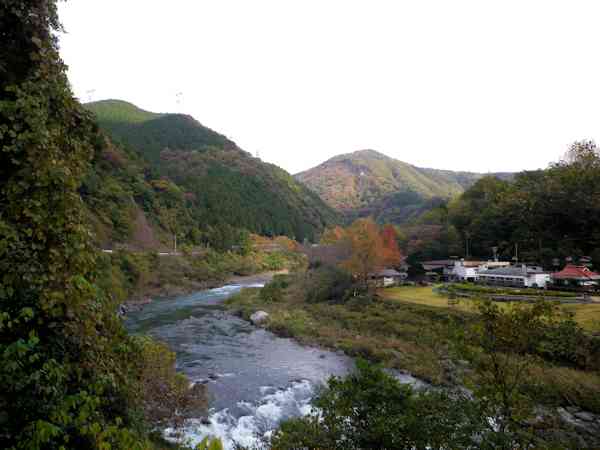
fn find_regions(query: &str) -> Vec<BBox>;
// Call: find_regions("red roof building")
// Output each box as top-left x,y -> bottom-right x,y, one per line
552,264 -> 600,286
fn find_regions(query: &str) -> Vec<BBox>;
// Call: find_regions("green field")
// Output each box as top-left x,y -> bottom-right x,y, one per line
381,286 -> 600,332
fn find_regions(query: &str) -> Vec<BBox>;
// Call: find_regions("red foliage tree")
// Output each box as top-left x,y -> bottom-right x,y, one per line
380,224 -> 403,267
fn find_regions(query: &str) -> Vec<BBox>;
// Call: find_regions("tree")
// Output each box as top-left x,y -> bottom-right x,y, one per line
320,225 -> 347,244
380,223 -> 403,267
342,218 -> 385,289
270,360 -> 490,450
450,299 -> 590,447
0,2 -> 194,448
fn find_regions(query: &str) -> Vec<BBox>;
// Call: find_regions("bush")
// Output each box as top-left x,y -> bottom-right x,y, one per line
259,276 -> 289,303
448,283 -> 578,298
270,360 -> 502,450
129,336 -> 208,431
304,265 -> 354,303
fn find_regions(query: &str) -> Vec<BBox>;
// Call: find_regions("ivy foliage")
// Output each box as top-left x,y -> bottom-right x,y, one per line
0,2 -> 197,448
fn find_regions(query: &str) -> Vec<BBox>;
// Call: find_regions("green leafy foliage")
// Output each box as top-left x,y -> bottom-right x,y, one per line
259,274 -> 290,303
194,437 -> 223,450
0,3 -> 202,448
270,360 -> 506,450
452,300 -> 600,437
447,142 -> 600,267
84,100 -> 340,244
303,265 -> 354,303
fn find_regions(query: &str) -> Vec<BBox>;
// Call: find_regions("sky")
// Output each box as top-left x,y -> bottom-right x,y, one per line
58,0 -> 600,175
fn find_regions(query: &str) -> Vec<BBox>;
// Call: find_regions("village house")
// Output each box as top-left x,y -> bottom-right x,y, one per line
552,264 -> 600,288
450,260 -> 487,282
477,264 -> 551,288
449,259 -> 511,282
370,269 -> 407,287
421,259 -> 511,281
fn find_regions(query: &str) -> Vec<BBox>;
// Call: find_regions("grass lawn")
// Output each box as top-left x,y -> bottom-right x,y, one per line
381,286 -> 600,332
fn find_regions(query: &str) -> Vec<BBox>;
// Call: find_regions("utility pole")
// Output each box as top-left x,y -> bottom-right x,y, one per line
465,233 -> 471,259
173,233 -> 177,254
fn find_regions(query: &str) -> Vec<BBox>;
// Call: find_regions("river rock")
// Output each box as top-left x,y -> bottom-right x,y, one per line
250,311 -> 269,326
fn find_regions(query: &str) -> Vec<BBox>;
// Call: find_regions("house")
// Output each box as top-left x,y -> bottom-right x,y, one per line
370,269 -> 407,287
421,259 -> 458,280
449,260 -> 511,282
552,264 -> 600,288
478,264 -> 551,288
421,259 -> 511,281
450,260 -> 487,282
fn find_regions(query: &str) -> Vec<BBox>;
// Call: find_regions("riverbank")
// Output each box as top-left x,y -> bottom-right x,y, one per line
122,276 -> 352,450
224,276 -> 600,411
225,276 -> 600,447
225,283 -> 456,384
97,245 -> 302,310
123,270 -> 288,313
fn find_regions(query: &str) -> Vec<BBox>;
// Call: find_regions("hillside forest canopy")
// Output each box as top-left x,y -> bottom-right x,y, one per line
394,141 -> 600,270
83,99 -> 340,249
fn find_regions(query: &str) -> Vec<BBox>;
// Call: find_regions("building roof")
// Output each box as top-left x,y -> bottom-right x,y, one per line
479,265 -> 547,277
460,260 -> 487,267
552,264 -> 600,280
373,269 -> 403,277
421,260 -> 456,270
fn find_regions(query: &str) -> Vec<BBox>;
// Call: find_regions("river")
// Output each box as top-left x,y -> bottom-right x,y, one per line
124,279 -> 424,449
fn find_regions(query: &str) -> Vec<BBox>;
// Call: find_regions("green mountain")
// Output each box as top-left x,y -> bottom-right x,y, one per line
83,100 -> 339,247
295,149 -> 511,224
89,100 -> 234,165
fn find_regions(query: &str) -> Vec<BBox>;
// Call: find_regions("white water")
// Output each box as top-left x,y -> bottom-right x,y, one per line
182,379 -> 316,449
126,283 -> 428,449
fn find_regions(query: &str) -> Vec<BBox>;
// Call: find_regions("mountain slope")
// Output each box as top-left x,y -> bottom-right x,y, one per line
85,100 -> 339,243
296,149 -> 511,223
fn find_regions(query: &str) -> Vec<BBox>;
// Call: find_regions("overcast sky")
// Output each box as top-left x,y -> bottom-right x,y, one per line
58,1 -> 600,174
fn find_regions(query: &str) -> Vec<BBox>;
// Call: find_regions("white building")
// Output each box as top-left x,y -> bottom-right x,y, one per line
477,265 -> 551,288
450,260 -> 511,282
370,269 -> 407,287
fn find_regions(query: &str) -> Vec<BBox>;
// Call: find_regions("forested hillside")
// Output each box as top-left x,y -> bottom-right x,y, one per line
448,141 -> 600,267
397,142 -> 600,270
83,100 -> 339,247
296,149 -> 511,224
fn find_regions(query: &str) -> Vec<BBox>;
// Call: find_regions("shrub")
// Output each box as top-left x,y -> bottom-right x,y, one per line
270,360 -> 498,450
259,274 -> 291,303
129,336 -> 208,431
304,265 -> 353,303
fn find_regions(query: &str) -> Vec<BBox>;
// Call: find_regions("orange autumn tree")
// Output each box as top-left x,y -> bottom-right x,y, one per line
320,225 -> 348,244
342,218 -> 385,289
380,224 -> 403,267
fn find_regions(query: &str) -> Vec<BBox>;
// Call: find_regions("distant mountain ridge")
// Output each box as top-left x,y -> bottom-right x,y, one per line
87,100 -> 235,164
83,100 -> 340,244
295,149 -> 512,224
